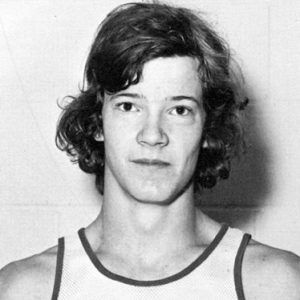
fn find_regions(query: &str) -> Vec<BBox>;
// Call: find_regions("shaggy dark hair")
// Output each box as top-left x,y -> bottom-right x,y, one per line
56,2 -> 248,195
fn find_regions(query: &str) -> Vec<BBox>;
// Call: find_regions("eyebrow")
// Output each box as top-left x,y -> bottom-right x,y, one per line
170,95 -> 199,104
110,93 -> 144,100
110,93 -> 199,104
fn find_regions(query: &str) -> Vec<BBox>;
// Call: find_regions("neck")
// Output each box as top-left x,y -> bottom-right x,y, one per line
90,184 -> 203,264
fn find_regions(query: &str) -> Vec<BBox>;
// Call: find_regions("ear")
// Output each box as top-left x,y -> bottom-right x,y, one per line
94,131 -> 104,142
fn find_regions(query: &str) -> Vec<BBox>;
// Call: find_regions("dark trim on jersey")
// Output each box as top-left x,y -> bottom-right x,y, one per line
234,233 -> 251,300
78,223 -> 229,287
51,237 -> 65,300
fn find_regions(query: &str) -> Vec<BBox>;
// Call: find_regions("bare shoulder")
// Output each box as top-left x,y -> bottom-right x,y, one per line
0,245 -> 58,300
242,239 -> 300,300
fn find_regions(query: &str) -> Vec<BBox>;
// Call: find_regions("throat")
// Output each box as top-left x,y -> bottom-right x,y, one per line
99,194 -> 199,262
85,208 -> 222,282
129,203 -> 169,233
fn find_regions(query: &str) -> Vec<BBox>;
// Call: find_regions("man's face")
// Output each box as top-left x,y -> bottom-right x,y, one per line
102,56 -> 205,204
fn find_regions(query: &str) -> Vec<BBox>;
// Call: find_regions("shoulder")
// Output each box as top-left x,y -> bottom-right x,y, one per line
0,245 -> 58,300
242,239 -> 300,300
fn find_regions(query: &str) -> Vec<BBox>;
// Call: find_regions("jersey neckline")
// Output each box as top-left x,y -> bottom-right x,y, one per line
78,223 -> 229,286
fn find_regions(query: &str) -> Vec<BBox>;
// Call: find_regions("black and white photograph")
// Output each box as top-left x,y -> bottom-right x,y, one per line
0,0 -> 300,299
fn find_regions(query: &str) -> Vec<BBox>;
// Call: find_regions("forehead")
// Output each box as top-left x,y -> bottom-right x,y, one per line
117,56 -> 202,99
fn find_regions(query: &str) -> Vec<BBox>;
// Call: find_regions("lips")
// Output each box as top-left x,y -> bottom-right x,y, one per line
131,158 -> 170,167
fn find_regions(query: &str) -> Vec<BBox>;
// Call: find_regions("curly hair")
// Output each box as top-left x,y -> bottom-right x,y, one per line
56,1 -> 248,195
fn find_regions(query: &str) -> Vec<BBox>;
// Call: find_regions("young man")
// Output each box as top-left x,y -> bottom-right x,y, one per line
1,2 -> 299,299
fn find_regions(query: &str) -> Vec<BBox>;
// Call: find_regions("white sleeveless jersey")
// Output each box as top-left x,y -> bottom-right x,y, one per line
51,224 -> 251,300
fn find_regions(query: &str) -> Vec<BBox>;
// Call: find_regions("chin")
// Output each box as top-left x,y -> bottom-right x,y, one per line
132,194 -> 174,206
127,181 -> 190,206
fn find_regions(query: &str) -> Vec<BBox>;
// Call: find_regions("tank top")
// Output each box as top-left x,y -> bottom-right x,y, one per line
52,224 -> 251,300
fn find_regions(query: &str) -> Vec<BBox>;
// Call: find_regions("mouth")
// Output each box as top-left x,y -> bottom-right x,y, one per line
131,158 -> 170,167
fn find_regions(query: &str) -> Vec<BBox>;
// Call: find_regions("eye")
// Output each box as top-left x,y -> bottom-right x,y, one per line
116,102 -> 138,112
169,106 -> 192,116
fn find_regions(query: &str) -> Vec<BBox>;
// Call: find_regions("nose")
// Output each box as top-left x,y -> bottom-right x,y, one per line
137,114 -> 169,147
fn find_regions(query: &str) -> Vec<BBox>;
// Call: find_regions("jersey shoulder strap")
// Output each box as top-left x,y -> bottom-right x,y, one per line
234,232 -> 252,300
51,237 -> 65,300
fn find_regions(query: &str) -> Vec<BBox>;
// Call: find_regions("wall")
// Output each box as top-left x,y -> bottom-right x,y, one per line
0,0 -> 299,268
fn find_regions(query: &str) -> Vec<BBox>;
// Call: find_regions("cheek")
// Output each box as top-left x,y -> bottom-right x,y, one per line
103,121 -> 135,161
103,114 -> 129,141
172,135 -> 201,171
178,123 -> 203,148
103,107 -> 138,138
181,128 -> 203,160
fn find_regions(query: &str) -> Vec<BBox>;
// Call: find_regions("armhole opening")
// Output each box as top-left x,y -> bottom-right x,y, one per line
51,237 -> 65,300
234,233 -> 251,300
